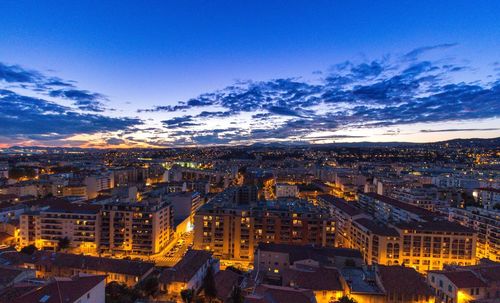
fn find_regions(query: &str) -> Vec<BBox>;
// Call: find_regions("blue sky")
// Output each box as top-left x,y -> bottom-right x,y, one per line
0,1 -> 499,147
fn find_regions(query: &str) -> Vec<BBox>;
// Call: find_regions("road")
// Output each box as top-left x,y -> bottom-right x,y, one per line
154,231 -> 193,267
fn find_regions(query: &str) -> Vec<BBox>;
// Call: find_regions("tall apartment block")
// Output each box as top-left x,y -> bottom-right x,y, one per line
100,197 -> 174,255
193,187 -> 335,263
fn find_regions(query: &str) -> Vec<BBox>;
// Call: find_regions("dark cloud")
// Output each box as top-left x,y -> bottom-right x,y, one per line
0,89 -> 141,141
0,62 -> 44,84
138,45 -> 500,146
49,89 -> 107,112
161,115 -> 199,128
105,138 -> 126,145
1,61 -> 110,112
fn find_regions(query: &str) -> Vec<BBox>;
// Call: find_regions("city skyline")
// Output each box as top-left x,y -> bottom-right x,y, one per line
1,1 -> 499,148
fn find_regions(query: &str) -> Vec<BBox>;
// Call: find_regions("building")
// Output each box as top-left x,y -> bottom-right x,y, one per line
317,195 -> 370,247
0,203 -> 26,223
427,268 -> 492,303
11,275 -> 106,303
159,249 -> 219,297
84,173 -> 114,199
0,265 -> 35,290
324,195 -> 477,271
376,265 -> 435,303
390,186 -> 439,211
275,183 -> 298,198
214,269 -> 243,303
449,207 -> 500,262
244,284 -> 317,303
473,188 -> 500,210
194,188 -> 335,264
282,266 -> 345,303
254,243 -> 363,279
2,251 -> 154,287
358,193 -> 437,224
100,197 -> 174,255
167,191 -> 202,221
19,202 -> 101,253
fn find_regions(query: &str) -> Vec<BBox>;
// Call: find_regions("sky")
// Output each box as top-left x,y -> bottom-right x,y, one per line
0,0 -> 499,148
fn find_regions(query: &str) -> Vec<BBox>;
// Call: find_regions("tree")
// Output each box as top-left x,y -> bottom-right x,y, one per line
230,286 -> 244,303
203,266 -> 217,302
20,244 -> 37,255
336,295 -> 357,303
57,237 -> 70,251
181,289 -> 194,303
106,281 -> 140,303
139,276 -> 159,298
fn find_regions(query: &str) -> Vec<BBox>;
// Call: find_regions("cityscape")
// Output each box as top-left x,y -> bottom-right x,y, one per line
0,1 -> 500,303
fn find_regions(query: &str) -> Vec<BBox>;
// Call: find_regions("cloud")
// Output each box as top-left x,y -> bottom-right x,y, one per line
403,43 -> 458,60
105,138 -> 126,145
0,61 -> 110,112
136,45 -> 500,146
49,89 -> 107,112
0,89 -> 141,142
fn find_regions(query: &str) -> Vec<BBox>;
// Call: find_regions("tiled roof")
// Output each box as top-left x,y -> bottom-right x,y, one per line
396,220 -> 475,233
282,266 -> 343,291
214,270 -> 241,300
159,249 -> 212,284
257,243 -> 363,264
377,265 -> 434,297
363,193 -> 436,217
12,275 -> 106,303
29,251 -> 154,277
245,284 -> 316,303
353,218 -> 400,237
318,194 -> 362,216
439,271 -> 487,288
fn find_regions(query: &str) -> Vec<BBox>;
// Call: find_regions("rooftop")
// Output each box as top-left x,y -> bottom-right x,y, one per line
12,275 -> 106,303
377,265 -> 434,297
354,218 -> 400,237
159,249 -> 213,283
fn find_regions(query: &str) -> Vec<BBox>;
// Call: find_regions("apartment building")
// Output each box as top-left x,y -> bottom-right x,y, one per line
473,188 -> 500,210
324,194 -> 477,271
390,185 -> 439,211
358,192 -> 437,223
19,202 -> 102,253
275,183 -> 298,198
449,207 -> 500,262
100,197 -> 174,255
317,194 -> 370,247
193,187 -> 335,263
427,261 -> 500,303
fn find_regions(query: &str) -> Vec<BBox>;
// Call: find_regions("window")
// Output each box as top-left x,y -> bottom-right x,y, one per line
431,276 -> 435,283
448,285 -> 453,292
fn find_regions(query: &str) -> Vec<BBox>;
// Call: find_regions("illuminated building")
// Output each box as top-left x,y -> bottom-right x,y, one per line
449,207 -> 500,262
317,194 -> 370,248
5,250 -> 154,286
427,261 -> 500,303
358,192 -> 437,223
100,197 -> 174,255
324,194 -> 477,271
193,188 -> 335,263
159,249 -> 219,297
19,202 -> 101,253
275,183 -> 298,198
473,188 -> 500,210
